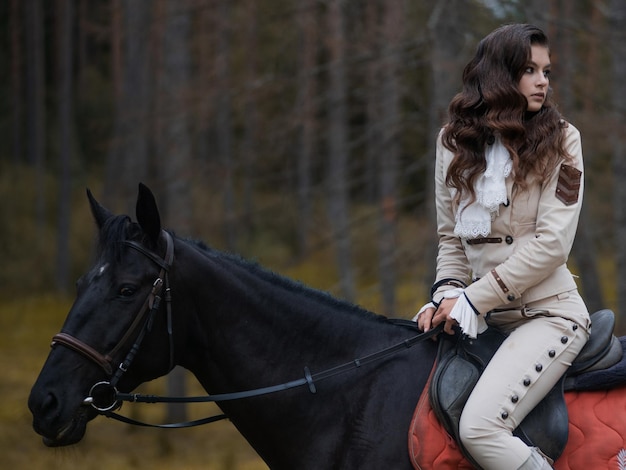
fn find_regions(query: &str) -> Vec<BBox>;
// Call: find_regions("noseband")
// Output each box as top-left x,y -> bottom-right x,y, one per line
50,230 -> 175,411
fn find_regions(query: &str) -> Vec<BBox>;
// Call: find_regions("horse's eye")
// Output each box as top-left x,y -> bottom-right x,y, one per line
119,285 -> 137,297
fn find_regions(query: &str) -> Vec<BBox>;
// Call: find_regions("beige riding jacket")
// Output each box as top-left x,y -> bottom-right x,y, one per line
433,123 -> 584,315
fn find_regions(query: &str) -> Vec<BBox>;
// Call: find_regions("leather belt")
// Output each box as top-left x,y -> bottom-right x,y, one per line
466,237 -> 502,245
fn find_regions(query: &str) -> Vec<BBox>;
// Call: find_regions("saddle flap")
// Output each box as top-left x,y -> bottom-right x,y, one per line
431,354 -> 479,419
462,327 -> 507,368
428,349 -> 482,468
570,309 -> 621,375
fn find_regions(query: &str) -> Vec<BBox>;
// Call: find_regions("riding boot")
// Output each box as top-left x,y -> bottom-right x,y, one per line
517,447 -> 554,470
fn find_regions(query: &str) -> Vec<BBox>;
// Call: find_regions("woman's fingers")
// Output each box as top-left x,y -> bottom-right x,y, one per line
418,307 -> 435,332
432,299 -> 459,335
443,317 -> 458,335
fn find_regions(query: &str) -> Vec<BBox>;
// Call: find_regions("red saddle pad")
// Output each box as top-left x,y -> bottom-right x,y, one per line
409,385 -> 626,470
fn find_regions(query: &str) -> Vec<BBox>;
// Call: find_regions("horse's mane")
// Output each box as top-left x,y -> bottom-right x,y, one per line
184,238 -> 390,324
93,217 -> 392,325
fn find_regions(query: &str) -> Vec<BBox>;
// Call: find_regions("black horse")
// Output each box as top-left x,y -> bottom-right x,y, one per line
29,184 -> 626,469
29,184 -> 437,469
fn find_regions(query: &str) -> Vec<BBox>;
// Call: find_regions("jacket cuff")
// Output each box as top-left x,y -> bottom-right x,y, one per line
431,278 -> 468,306
464,268 -> 522,314
449,293 -> 488,339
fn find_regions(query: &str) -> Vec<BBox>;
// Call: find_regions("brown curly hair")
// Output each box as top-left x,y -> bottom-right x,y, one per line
442,24 -> 570,202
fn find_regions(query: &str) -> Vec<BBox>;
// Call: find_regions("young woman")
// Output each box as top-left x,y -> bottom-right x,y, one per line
416,24 -> 590,469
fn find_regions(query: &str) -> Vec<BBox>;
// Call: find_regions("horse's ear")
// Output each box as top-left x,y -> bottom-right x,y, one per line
136,183 -> 162,242
86,188 -> 113,229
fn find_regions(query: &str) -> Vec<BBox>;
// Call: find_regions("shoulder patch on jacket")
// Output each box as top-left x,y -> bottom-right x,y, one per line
555,164 -> 581,206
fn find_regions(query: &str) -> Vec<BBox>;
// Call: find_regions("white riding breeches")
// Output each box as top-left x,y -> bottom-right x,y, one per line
458,290 -> 590,469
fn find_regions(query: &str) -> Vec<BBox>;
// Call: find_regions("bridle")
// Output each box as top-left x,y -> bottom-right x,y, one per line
51,230 -> 175,413
50,229 -> 444,429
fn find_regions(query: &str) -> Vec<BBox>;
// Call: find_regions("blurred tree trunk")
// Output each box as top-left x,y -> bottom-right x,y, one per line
377,0 -> 404,316
583,1 -> 602,115
216,0 -> 237,251
10,0 -> 22,164
611,0 -> 626,325
104,0 -> 152,212
364,1 -> 381,205
76,0 -> 87,84
24,0 -> 46,228
295,0 -> 318,256
55,0 -> 74,294
424,0 -> 464,295
555,2 -> 604,312
156,0 -> 193,423
195,1 -> 214,185
326,0 -> 355,301
521,0 -> 549,28
109,0 -> 123,110
241,0 -> 259,243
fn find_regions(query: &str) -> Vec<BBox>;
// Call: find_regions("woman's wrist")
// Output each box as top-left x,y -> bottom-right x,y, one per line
430,278 -> 467,298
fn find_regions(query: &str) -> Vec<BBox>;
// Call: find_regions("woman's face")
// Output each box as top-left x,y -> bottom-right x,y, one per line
518,44 -> 551,112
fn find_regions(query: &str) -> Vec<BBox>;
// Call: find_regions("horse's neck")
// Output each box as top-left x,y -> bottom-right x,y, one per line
174,242 -> 433,469
176,242 -> 403,390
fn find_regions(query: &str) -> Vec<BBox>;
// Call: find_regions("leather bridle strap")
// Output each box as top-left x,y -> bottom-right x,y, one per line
51,231 -> 175,383
108,231 -> 175,388
52,332 -> 114,376
123,233 -> 173,272
123,231 -> 176,372
108,277 -> 164,372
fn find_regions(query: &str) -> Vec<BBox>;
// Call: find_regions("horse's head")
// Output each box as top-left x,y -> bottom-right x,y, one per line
29,184 -> 176,446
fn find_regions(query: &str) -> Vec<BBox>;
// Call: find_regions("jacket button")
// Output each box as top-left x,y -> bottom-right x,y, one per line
572,324 -> 578,331
523,377 -> 531,386
511,395 -> 519,403
561,336 -> 569,344
548,349 -> 556,357
505,235 -> 513,244
501,411 -> 509,419
507,294 -> 515,301
535,363 -> 543,372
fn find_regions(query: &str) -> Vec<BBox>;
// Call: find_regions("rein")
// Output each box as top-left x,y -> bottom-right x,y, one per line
53,229 -> 443,429
102,322 -> 444,429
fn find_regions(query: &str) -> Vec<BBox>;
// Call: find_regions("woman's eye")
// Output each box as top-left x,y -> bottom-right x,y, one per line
119,285 -> 137,297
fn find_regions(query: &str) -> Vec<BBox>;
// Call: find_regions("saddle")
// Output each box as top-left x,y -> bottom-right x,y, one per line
429,309 -> 622,467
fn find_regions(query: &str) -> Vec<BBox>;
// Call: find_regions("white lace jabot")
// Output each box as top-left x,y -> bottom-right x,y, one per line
454,137 -> 512,239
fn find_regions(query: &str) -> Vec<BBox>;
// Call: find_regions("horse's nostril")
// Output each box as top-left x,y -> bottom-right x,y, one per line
32,391 -> 61,422
29,388 -> 59,436
42,392 -> 58,413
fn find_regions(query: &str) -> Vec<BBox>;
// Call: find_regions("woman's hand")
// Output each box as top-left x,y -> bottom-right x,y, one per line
432,298 -> 460,335
416,305 -> 436,332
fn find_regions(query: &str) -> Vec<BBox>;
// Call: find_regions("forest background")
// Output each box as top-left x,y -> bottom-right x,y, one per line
3,0 -> 626,469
